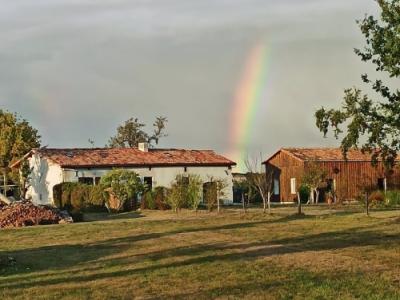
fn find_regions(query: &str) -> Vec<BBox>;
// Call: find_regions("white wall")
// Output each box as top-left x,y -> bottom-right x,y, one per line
28,160 -> 234,205
63,165 -> 234,204
27,154 -> 63,205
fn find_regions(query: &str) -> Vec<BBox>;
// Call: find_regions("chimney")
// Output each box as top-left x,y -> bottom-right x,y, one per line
138,142 -> 149,152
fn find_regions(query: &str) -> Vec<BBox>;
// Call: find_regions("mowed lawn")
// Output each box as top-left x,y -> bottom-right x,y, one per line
0,206 -> 399,299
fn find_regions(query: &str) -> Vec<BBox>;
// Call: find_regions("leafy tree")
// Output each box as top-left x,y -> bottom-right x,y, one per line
100,169 -> 144,212
301,162 -> 327,204
0,110 -> 40,196
108,116 -> 167,148
315,0 -> 400,167
186,174 -> 203,212
167,174 -> 203,212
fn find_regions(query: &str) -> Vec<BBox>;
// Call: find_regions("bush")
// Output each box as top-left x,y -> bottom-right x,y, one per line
385,190 -> 400,206
204,182 -> 217,211
154,187 -> 170,210
298,185 -> 310,204
100,169 -> 144,212
141,191 -> 156,210
88,185 -> 106,208
369,191 -> 385,203
53,182 -> 107,213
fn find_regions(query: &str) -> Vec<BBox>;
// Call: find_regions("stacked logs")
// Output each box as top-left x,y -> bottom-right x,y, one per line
0,201 -> 68,228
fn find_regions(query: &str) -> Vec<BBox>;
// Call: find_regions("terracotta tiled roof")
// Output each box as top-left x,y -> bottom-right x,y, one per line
263,148 -> 398,164
29,148 -> 236,168
281,148 -> 390,162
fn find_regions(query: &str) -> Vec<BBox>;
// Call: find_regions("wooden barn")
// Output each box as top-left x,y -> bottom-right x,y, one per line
263,148 -> 400,203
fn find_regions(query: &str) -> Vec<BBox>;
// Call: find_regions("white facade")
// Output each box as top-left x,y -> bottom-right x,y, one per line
27,154 -> 234,206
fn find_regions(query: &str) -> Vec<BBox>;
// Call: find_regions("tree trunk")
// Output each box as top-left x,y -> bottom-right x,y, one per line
260,188 -> 266,214
366,192 -> 370,216
267,191 -> 271,214
217,192 -> 220,213
297,192 -> 302,215
315,190 -> 320,205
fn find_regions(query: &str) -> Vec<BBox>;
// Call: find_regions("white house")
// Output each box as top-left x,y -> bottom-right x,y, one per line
11,143 -> 236,206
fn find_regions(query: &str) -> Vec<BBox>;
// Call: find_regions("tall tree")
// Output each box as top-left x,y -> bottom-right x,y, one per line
315,0 -> 400,167
0,110 -> 41,195
108,116 -> 167,148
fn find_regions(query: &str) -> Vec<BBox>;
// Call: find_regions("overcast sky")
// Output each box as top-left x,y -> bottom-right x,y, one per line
0,0 -> 379,160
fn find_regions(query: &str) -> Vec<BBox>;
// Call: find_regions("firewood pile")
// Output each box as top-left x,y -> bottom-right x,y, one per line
0,201 -> 73,228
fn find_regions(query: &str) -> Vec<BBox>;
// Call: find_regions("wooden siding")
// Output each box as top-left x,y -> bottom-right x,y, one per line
265,151 -> 304,202
265,150 -> 400,202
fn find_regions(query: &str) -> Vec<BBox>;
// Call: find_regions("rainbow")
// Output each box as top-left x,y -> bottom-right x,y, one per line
228,42 -> 270,172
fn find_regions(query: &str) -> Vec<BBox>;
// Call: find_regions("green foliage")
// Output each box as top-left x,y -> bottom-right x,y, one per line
53,182 -> 106,212
141,190 -> 156,210
100,169 -> 144,212
385,190 -> 400,206
0,109 -> 40,193
88,185 -> 106,208
108,116 -> 167,148
298,185 -> 311,204
167,175 -> 188,212
166,174 -> 203,212
154,186 -> 170,210
204,182 -> 217,211
315,1 -> 400,167
186,174 -> 203,211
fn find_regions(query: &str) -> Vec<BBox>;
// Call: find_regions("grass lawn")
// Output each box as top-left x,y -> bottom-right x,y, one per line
0,206 -> 399,299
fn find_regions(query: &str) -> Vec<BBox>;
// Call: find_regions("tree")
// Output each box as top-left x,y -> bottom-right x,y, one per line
167,174 -> 203,213
0,110 -> 40,196
186,174 -> 203,212
204,176 -> 228,213
100,169 -> 144,212
245,156 -> 274,214
301,162 -> 327,204
108,116 -> 167,148
315,0 -> 400,167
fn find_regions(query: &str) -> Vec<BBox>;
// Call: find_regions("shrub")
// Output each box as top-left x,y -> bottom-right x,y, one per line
204,182 -> 217,211
369,191 -> 385,204
141,191 -> 156,210
386,190 -> 400,206
100,169 -> 144,212
186,175 -> 203,211
167,180 -> 186,213
154,186 -> 170,210
298,184 -> 310,204
88,185 -> 106,208
72,184 -> 90,210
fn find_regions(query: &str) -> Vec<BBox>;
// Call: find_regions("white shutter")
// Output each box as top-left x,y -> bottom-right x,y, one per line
290,178 -> 296,195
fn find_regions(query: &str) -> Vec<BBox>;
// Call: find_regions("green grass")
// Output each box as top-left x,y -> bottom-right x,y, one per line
0,206 -> 399,299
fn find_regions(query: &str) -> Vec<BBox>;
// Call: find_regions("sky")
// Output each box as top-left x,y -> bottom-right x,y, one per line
0,0 -> 380,163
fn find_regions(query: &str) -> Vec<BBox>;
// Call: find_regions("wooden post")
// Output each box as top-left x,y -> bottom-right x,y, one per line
242,192 -> 246,213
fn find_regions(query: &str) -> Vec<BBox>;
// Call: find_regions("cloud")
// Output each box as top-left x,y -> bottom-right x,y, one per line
0,0 -> 379,159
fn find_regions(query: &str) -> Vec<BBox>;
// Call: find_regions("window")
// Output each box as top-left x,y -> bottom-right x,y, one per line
274,178 -> 280,196
290,178 -> 296,195
78,177 -> 94,185
377,178 -> 386,190
144,177 -> 153,190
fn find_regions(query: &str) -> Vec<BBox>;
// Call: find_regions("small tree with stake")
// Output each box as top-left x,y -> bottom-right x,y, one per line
302,162 -> 327,204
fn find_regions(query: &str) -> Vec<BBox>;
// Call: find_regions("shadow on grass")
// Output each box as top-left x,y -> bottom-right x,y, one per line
82,211 -> 144,222
0,213 -> 398,291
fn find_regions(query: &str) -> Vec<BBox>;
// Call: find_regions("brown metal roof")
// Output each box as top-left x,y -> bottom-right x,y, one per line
20,148 -> 236,168
263,148 -> 398,163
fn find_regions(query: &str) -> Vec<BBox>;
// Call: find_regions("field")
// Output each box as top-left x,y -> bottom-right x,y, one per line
0,206 -> 399,299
